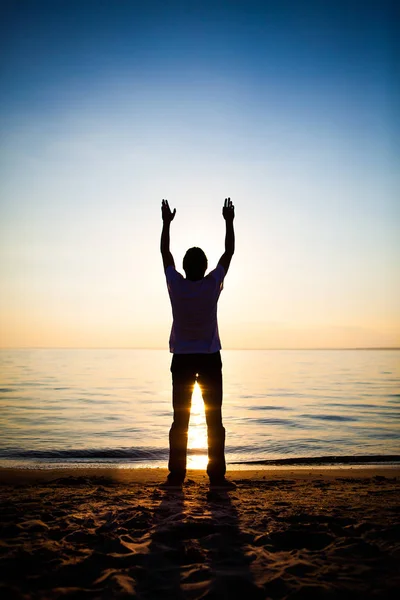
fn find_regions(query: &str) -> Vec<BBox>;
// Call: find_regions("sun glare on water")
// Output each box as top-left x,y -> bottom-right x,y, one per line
187,381 -> 208,469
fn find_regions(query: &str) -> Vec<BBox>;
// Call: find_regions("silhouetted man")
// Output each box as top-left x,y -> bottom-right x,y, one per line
160,198 -> 236,489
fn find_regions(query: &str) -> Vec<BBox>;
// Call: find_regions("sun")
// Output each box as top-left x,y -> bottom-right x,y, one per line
187,381 -> 208,469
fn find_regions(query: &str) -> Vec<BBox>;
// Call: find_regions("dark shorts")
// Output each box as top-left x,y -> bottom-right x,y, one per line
170,351 -> 222,380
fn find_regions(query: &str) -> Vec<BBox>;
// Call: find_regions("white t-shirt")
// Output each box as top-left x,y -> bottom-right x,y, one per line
165,264 -> 225,354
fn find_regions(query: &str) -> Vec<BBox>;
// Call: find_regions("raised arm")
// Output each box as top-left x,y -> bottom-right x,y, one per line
161,199 -> 176,270
218,197 -> 235,275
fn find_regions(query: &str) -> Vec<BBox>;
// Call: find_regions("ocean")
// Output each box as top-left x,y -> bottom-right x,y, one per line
0,349 -> 399,469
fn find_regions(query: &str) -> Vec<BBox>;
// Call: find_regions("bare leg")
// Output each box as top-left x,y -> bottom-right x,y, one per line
168,373 -> 194,482
200,367 -> 226,481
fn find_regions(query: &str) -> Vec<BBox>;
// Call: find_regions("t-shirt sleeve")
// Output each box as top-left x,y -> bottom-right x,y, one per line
208,264 -> 225,291
165,265 -> 182,286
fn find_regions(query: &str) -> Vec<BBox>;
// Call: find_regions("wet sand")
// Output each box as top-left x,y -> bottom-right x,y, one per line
0,467 -> 399,599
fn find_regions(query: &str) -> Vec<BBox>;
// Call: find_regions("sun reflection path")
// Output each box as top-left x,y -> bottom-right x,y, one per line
187,381 -> 208,469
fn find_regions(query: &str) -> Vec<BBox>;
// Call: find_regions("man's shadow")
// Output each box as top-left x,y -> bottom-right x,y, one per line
137,486 -> 262,600
205,489 -> 263,599
138,489 -> 186,599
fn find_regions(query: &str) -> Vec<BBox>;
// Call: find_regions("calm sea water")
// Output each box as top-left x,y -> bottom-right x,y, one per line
0,349 -> 399,469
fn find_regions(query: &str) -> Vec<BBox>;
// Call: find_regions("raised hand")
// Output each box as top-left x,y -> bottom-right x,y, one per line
161,199 -> 176,223
222,197 -> 235,221
218,197 -> 235,275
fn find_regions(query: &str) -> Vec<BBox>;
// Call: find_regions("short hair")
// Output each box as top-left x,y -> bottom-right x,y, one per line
183,247 -> 208,280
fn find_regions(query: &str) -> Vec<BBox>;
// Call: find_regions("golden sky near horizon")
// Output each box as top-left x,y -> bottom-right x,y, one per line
1,197 -> 398,350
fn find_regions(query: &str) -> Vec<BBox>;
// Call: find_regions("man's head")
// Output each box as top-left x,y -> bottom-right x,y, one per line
183,247 -> 208,281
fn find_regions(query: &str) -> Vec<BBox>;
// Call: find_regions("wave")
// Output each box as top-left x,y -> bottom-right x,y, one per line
229,454 -> 400,466
0,447 -> 399,466
0,447 -> 170,461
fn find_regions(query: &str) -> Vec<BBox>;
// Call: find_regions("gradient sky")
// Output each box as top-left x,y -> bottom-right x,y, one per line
1,0 -> 398,349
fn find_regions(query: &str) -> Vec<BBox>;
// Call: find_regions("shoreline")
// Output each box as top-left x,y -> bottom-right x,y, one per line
1,465 -> 399,485
1,453 -> 399,473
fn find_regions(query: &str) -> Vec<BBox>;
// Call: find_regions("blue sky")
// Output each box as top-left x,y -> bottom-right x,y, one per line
1,0 -> 398,348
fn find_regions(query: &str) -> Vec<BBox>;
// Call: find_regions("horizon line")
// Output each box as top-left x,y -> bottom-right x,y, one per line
1,346 -> 399,351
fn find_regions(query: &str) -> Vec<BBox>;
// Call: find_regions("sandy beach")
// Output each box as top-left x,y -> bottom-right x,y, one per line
0,467 -> 399,599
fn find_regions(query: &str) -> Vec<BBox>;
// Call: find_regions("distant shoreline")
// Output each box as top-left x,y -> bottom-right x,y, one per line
1,347 -> 399,351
